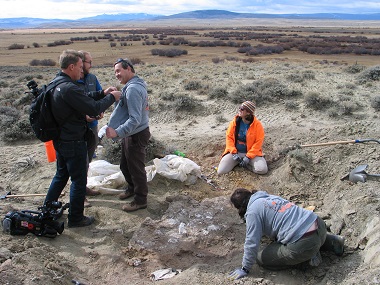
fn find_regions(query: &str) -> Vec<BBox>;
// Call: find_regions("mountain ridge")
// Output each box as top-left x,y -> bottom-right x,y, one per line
1,9 -> 380,29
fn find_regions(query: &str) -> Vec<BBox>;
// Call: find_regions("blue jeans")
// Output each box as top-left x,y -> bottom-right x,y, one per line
45,140 -> 88,223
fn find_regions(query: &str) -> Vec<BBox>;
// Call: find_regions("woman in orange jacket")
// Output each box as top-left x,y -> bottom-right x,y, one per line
217,101 -> 268,175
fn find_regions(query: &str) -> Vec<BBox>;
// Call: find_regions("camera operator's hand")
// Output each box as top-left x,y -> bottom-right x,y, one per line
86,115 -> 96,122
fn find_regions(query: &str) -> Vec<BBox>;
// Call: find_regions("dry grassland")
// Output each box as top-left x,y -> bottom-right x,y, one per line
1,18 -> 380,67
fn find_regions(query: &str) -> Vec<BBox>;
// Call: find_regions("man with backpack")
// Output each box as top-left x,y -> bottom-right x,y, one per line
44,49 -> 120,228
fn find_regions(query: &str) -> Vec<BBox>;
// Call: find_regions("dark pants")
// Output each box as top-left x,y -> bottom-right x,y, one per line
87,127 -> 97,163
120,127 -> 150,204
257,216 -> 327,270
45,140 -> 88,223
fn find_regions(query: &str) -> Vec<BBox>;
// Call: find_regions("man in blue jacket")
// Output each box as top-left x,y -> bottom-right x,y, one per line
78,50 -> 103,201
45,49 -> 120,228
106,58 -> 150,212
228,188 -> 345,280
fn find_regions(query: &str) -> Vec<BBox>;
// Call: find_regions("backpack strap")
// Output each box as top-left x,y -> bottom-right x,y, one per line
47,75 -> 71,92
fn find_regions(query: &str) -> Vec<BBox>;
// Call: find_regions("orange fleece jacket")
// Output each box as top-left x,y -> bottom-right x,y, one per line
222,115 -> 265,159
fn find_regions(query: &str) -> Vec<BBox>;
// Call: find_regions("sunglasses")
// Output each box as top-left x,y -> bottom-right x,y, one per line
239,106 -> 246,111
114,58 -> 133,69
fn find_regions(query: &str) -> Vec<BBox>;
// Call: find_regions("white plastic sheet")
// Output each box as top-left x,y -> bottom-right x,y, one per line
87,155 -> 201,192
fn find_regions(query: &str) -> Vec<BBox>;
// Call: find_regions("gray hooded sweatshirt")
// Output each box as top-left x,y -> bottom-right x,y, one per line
242,191 -> 317,270
108,75 -> 149,139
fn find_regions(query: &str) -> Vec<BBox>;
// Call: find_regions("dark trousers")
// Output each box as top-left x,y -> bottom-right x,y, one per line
120,127 -> 150,204
45,140 -> 88,223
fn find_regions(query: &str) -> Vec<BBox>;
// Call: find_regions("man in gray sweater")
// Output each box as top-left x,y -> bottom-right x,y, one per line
228,188 -> 345,280
106,58 -> 150,212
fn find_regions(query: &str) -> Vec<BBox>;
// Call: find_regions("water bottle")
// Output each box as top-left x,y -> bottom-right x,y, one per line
173,150 -> 186,157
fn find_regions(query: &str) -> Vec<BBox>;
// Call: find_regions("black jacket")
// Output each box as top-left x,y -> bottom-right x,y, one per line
51,72 -> 115,141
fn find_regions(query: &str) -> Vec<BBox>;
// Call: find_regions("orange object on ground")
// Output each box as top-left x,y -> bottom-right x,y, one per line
44,140 -> 56,162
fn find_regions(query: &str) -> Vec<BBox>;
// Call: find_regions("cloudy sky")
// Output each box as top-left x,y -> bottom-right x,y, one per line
2,0 -> 380,20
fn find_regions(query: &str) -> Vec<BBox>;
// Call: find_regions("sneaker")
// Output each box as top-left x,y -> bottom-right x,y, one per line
86,187 -> 100,196
309,251 -> 322,267
332,235 -> 345,256
122,201 -> 147,212
118,190 -> 134,200
68,216 -> 95,228
84,198 -> 92,208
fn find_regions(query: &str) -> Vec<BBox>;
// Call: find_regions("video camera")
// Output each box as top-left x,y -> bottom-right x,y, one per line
26,79 -> 40,97
2,201 -> 69,238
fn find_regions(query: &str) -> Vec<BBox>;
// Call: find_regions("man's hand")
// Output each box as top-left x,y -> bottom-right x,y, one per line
110,90 -> 121,101
106,126 -> 118,138
103,86 -> 118,94
232,153 -> 242,163
239,156 -> 250,168
228,268 -> 248,280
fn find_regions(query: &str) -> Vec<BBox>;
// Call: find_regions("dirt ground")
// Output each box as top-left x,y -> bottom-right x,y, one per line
0,59 -> 380,285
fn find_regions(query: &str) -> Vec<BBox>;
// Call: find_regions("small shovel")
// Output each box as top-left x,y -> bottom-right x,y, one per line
0,191 -> 46,200
341,164 -> 380,183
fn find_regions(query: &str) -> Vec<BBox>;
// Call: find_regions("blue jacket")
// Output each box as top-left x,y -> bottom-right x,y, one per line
78,73 -> 102,128
242,191 -> 317,270
108,75 -> 149,139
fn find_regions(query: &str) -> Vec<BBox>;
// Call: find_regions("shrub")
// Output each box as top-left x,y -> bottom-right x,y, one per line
371,95 -> 380,111
304,92 -> 333,110
357,65 -> 380,84
3,117 -> 35,142
184,81 -> 202,91
230,78 -> 302,106
212,57 -> 223,64
29,59 -> 56,66
32,43 -> 41,48
208,87 -> 228,99
173,94 -> 200,111
0,81 -> 9,88
285,100 -> 299,110
130,57 -> 143,65
0,106 -> 20,129
8,43 -> 24,50
345,63 -> 366,74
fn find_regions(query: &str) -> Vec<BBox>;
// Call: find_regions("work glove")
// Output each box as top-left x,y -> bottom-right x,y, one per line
232,153 -> 242,163
228,268 -> 248,280
239,156 -> 250,168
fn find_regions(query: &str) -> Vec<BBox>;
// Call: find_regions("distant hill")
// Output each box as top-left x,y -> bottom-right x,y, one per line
1,10 -> 380,29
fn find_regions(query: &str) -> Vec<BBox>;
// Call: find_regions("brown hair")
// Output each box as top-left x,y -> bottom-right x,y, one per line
230,188 -> 257,219
59,49 -> 81,69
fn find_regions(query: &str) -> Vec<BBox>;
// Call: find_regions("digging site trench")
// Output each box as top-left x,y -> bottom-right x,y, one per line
0,62 -> 379,285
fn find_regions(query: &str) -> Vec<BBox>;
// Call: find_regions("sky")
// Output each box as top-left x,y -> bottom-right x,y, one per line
2,0 -> 380,20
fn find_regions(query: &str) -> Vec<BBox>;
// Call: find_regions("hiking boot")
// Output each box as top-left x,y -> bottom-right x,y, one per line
122,201 -> 147,212
86,187 -> 100,196
330,235 -> 345,256
118,190 -> 134,200
322,234 -> 345,256
68,216 -> 95,228
309,251 -> 322,267
84,198 -> 92,208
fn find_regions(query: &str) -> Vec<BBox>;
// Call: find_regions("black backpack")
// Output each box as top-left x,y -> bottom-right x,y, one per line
29,76 -> 70,142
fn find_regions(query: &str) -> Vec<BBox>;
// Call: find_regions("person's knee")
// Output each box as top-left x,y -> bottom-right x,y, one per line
254,165 -> 268,174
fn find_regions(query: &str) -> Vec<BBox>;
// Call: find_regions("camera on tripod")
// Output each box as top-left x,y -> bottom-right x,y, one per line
2,201 -> 69,238
26,80 -> 40,97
